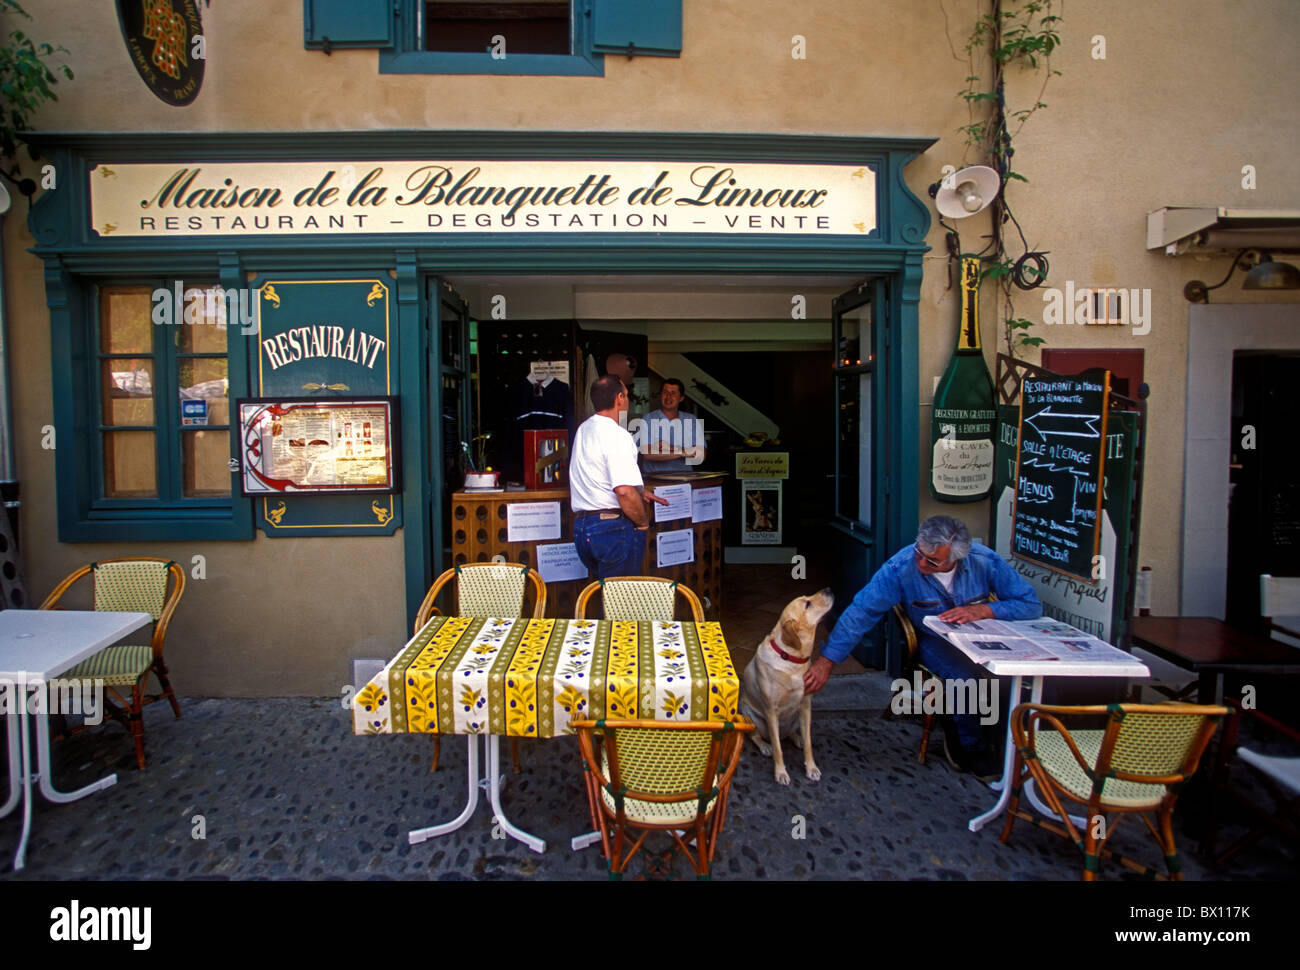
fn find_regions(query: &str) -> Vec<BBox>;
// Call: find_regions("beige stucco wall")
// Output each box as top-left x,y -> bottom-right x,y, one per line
2,1 -> 1298,693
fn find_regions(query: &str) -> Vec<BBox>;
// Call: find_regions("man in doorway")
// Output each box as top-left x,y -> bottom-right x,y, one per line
640,378 -> 706,472
802,515 -> 1041,780
570,375 -> 668,578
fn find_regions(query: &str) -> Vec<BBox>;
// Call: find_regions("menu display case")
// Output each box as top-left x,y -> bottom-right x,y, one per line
237,396 -> 400,495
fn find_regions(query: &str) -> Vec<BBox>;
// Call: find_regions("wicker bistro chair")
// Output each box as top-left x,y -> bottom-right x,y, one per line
882,605 -> 942,763
574,718 -> 754,879
1000,702 -> 1227,880
885,594 -> 1002,763
575,577 -> 705,622
413,563 -> 547,772
39,557 -> 186,770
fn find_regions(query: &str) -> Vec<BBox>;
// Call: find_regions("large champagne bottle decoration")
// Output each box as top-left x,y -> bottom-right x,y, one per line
930,256 -> 997,502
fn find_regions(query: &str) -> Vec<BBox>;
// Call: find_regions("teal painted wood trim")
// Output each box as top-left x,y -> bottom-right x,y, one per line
396,252 -> 430,628
218,252 -> 257,540
253,496 -> 401,537
46,262 -> 87,540
591,0 -> 681,57
25,130 -> 936,162
379,50 -> 603,77
304,0 -> 394,49
47,242 -> 930,276
892,250 -> 923,555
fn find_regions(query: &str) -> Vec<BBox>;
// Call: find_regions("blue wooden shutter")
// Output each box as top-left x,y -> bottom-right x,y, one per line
590,0 -> 681,57
304,0 -> 395,50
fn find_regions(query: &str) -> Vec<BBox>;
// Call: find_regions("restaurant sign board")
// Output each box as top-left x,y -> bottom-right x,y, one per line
89,161 -> 877,237
252,276 -> 399,535
1011,371 -> 1110,582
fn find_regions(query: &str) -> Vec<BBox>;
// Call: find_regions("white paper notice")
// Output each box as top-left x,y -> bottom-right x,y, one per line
505,502 -> 562,542
691,486 -> 722,523
656,528 -> 695,568
536,543 -> 590,583
653,483 -> 693,523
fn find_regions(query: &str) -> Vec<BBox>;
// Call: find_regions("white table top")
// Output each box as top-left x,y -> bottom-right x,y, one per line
954,646 -> 1149,679
0,610 -> 152,681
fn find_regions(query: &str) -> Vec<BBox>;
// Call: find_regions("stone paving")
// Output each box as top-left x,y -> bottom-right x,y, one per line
2,693 -> 1295,881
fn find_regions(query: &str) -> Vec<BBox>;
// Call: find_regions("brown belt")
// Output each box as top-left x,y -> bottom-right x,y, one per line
574,508 -> 624,519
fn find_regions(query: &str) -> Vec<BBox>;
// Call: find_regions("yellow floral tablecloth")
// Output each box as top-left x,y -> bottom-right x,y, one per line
352,617 -> 740,738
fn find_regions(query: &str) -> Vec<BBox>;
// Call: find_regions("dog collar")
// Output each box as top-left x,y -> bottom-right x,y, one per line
769,638 -> 810,664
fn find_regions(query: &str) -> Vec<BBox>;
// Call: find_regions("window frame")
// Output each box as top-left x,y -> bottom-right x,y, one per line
51,273 -> 254,542
381,0 -> 604,77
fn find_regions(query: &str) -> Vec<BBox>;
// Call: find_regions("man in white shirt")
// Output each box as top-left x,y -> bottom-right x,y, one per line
570,375 -> 668,579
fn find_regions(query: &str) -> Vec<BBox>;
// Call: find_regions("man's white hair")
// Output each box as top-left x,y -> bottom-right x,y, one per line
916,515 -> 972,560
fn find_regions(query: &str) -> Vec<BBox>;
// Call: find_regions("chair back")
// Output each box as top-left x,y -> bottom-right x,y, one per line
608,725 -> 717,797
92,560 -> 172,619
575,718 -> 751,806
576,577 -> 704,622
414,562 -> 546,633
891,604 -> 918,662
1105,706 -> 1223,781
455,563 -> 533,617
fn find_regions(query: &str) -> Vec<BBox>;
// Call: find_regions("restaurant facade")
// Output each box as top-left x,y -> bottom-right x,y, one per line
1,1 -> 1297,696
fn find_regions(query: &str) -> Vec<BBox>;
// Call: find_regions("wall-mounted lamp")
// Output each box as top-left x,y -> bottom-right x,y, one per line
1184,249 -> 1300,302
929,165 -> 1001,220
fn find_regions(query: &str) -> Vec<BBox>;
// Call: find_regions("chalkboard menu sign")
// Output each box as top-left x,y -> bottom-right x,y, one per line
1012,370 -> 1111,581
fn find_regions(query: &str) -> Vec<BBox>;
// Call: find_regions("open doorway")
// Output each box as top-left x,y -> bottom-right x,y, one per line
1227,351 -> 1300,631
428,273 -> 897,673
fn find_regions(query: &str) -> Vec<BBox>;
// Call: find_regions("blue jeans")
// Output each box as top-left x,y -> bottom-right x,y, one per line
572,514 -> 646,580
917,633 -> 1008,753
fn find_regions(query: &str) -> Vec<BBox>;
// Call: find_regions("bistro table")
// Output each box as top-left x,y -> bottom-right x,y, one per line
1130,616 -> 1300,704
1,609 -> 152,871
931,632 -> 1151,833
352,616 -> 740,853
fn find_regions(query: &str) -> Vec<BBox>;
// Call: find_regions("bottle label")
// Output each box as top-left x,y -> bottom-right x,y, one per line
931,437 -> 994,496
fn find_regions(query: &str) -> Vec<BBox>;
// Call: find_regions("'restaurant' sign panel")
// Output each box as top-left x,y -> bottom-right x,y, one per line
253,276 -> 401,536
89,161 -> 878,237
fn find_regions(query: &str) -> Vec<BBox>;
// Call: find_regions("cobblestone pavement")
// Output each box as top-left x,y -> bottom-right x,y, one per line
2,696 -> 1295,881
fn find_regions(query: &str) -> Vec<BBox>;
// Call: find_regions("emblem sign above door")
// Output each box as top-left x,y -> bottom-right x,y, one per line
115,0 -> 205,106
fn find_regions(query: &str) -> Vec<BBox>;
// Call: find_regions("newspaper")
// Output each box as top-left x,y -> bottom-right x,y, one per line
921,615 -> 1135,666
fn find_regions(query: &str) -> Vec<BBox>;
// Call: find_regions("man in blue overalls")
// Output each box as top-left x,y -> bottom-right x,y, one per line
804,515 -> 1041,780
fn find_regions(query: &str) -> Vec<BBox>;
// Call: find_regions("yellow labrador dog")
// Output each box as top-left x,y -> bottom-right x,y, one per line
739,588 -> 835,784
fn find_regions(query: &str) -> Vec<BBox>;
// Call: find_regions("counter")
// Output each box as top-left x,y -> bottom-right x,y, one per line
449,472 -> 726,618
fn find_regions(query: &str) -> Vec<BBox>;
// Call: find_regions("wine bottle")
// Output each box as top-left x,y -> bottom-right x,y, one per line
930,256 -> 997,502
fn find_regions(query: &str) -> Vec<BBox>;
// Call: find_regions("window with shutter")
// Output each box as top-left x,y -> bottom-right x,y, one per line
303,0 -> 682,75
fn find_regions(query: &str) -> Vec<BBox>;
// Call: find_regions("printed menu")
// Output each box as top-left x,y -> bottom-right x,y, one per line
241,399 -> 395,493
